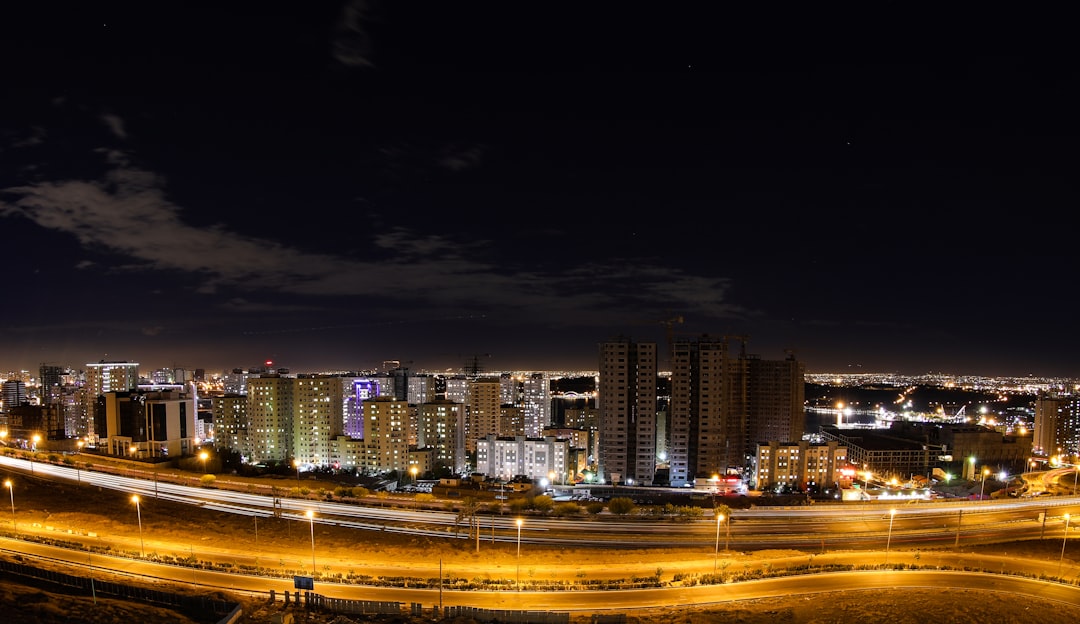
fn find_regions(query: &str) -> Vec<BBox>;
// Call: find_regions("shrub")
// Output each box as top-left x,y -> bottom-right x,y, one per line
585,502 -> 605,515
607,497 -> 637,515
554,502 -> 581,517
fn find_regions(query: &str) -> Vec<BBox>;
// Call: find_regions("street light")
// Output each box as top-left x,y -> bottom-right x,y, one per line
293,459 -> 301,487
199,450 -> 209,474
979,467 -> 990,501
75,440 -> 85,483
1061,513 -> 1072,575
410,465 -> 418,484
306,510 -> 316,578
885,508 -> 897,564
516,517 -> 523,591
132,495 -> 144,557
4,479 -> 14,534
862,471 -> 872,490
713,513 -> 724,573
31,434 -> 41,474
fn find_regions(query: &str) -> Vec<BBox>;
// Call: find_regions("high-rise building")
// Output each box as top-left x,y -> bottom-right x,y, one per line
38,364 -> 64,407
407,374 -> 437,406
343,378 -> 381,439
667,336 -> 804,486
419,399 -> 466,473
746,354 -> 805,451
293,375 -> 344,467
84,361 -> 139,442
1034,395 -> 1078,459
598,338 -> 657,485
212,394 -> 250,460
466,377 -> 501,453
499,405 -> 525,436
522,373 -> 551,438
246,374 -> 295,464
2,380 -> 27,412
363,396 -> 409,473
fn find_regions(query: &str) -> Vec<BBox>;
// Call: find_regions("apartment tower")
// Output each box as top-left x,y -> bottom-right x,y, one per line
598,338 -> 657,485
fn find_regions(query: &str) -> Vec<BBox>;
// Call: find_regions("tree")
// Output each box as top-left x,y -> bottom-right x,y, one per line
455,497 -> 480,539
531,494 -> 554,512
607,497 -> 637,515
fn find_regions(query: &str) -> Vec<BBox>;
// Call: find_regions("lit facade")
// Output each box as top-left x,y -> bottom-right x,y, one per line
101,389 -> 197,458
755,440 -> 848,490
466,377 -> 501,453
475,434 -> 569,481
84,361 -> 139,442
419,399 -> 466,473
246,375 -> 295,464
364,396 -> 409,473
212,394 -> 250,460
293,375 -> 344,468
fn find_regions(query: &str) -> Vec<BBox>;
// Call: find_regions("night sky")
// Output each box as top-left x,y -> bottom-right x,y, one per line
1,3 -> 1076,377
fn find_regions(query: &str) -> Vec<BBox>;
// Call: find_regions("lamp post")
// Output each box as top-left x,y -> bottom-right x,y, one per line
4,479 -> 14,534
713,513 -> 724,573
1074,465 -> 1079,497
862,471 -> 872,490
968,456 -> 976,481
979,467 -> 989,501
410,465 -> 418,484
306,509 -> 316,577
30,434 -> 41,474
1061,513 -> 1072,575
76,440 -> 84,483
516,517 -> 523,591
885,508 -> 897,564
199,450 -> 209,474
132,495 -> 144,557
293,459 -> 301,487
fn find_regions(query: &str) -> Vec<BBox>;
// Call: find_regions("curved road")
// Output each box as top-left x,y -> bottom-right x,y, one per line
6,537 -> 1080,613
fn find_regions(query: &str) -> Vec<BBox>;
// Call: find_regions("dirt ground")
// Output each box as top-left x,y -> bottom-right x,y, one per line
4,468 -> 1080,623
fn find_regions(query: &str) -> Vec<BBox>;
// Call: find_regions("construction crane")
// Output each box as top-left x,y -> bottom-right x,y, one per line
660,314 -> 684,349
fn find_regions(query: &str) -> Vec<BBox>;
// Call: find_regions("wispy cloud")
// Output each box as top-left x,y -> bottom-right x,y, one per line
1,149 -> 739,327
101,114 -> 128,140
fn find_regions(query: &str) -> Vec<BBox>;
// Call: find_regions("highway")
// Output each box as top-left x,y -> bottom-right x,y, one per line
3,454 -> 1079,552
7,453 -> 1080,613
7,536 -> 1080,613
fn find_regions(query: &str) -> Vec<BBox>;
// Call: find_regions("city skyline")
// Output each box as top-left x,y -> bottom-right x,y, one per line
2,5 -> 1076,378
